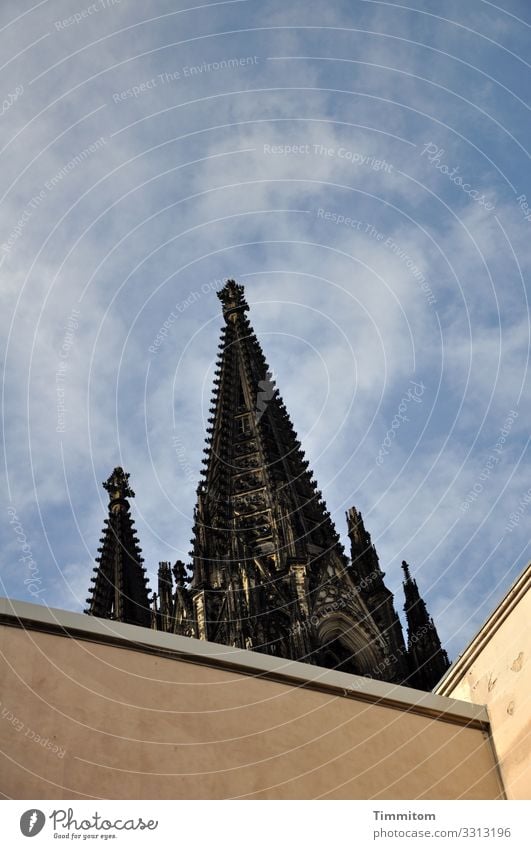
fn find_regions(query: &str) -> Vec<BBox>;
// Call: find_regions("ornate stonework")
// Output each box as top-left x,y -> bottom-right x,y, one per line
86,281 -> 450,691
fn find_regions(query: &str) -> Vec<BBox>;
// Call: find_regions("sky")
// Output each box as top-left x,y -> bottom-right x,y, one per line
1,0 -> 530,662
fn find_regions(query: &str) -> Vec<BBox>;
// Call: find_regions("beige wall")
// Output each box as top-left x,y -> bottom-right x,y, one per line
0,604 -> 503,800
437,565 -> 531,800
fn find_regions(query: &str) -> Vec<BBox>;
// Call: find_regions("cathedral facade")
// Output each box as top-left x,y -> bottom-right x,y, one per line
86,281 -> 449,691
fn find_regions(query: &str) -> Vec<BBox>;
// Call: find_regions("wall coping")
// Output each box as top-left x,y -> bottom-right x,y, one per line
0,596 -> 488,728
436,562 -> 531,696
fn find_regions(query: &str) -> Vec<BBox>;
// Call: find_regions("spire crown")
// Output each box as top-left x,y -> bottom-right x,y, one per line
346,506 -> 362,534
402,560 -> 412,582
173,559 -> 188,586
84,284 -> 450,691
103,467 -> 135,502
346,505 -> 361,524
346,505 -> 372,548
218,279 -> 249,322
86,467 -> 151,626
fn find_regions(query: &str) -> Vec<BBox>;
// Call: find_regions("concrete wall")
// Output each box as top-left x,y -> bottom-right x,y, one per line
0,599 -> 504,800
437,564 -> 531,800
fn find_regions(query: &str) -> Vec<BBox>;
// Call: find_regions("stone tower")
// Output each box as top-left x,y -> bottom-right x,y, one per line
88,281 -> 450,690
86,466 -> 151,627
401,560 -> 450,690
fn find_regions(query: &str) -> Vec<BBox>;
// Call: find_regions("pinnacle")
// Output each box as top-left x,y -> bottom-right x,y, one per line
217,279 -> 249,321
103,466 -> 135,501
87,466 -> 151,627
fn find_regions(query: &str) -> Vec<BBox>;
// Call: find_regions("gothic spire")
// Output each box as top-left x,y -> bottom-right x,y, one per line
85,467 -> 151,627
346,507 -> 408,681
83,282 -> 450,692
401,560 -> 450,690
151,560 -> 194,636
186,280 -> 387,674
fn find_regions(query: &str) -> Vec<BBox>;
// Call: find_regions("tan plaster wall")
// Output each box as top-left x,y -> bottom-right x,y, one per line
439,576 -> 531,800
0,624 -> 503,800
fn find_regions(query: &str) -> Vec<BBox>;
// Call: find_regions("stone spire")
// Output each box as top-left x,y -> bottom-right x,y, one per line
85,467 -> 151,627
84,282 -> 451,692
346,507 -> 409,682
401,560 -> 450,690
185,280 -> 388,674
151,560 -> 194,636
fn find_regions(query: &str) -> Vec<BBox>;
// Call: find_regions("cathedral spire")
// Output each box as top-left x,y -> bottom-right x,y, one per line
402,560 -> 412,582
186,280 -> 389,674
84,282 -> 450,692
401,560 -> 450,690
85,467 -> 151,627
218,279 -> 249,321
346,507 -> 408,681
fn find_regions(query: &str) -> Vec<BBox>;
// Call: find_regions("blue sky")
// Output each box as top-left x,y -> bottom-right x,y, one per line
1,0 -> 530,661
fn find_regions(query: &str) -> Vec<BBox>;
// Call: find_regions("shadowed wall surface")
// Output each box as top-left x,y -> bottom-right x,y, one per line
0,599 -> 503,800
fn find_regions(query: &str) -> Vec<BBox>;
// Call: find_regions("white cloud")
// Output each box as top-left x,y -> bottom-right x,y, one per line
1,0 -> 530,663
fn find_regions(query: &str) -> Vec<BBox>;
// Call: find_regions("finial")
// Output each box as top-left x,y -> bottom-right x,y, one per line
217,279 -> 249,322
346,506 -> 368,544
103,467 -> 135,501
158,561 -> 172,581
402,560 -> 412,581
173,560 -> 189,586
346,505 -> 361,524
